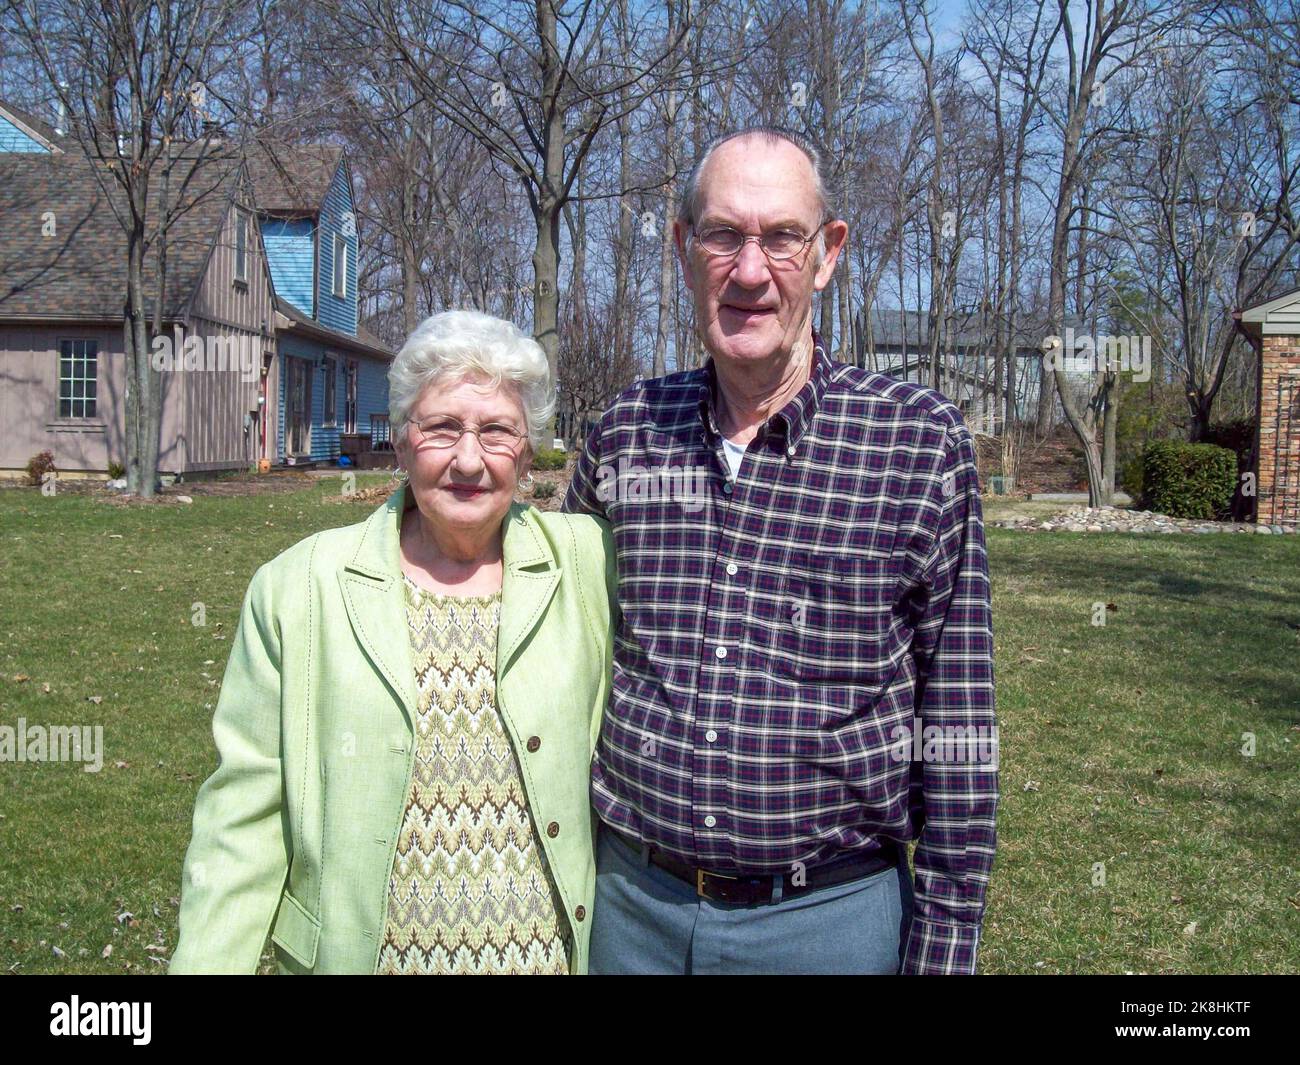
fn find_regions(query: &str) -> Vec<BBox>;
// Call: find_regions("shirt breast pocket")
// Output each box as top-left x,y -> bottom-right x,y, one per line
772,550 -> 896,688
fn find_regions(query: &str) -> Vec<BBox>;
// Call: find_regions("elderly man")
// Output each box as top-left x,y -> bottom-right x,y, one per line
562,126 -> 998,975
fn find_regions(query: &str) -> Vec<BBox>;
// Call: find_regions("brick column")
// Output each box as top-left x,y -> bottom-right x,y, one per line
1256,334 -> 1300,525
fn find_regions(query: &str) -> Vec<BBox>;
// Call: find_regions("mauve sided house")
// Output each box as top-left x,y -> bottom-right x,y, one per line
0,98 -> 392,479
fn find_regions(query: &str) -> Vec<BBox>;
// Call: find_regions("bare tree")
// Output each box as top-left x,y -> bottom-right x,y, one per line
1037,0 -> 1177,505
966,0 -> 1058,432
557,290 -> 638,442
6,0 -> 252,497
345,0 -> 711,430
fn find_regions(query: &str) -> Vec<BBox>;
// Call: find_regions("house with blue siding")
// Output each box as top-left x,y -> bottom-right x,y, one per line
1,100 -> 285,478
1,95 -> 395,476
0,99 -> 64,153
247,145 -> 394,467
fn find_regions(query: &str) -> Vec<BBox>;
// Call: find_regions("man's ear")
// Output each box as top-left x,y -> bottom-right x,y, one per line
813,219 -> 850,291
673,218 -> 695,294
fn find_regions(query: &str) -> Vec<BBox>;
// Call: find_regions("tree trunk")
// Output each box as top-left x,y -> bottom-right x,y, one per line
530,0 -> 565,432
654,181 -> 675,379
531,203 -> 561,404
654,83 -> 678,379
1102,373 -> 1117,504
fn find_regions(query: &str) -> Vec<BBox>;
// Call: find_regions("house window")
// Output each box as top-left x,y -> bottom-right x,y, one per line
344,359 -> 358,433
58,339 -> 98,418
323,356 -> 337,427
332,232 -> 347,297
235,210 -> 248,282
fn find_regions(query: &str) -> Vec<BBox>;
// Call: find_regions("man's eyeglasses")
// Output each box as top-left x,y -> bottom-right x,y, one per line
689,223 -> 826,261
412,416 -> 526,454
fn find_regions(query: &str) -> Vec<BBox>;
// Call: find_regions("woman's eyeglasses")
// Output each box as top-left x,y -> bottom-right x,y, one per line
412,416 -> 525,454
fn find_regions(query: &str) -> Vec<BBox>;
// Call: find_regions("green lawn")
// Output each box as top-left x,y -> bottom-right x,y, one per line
0,479 -> 1296,973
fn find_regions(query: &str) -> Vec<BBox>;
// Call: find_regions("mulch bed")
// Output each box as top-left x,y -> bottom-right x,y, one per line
2,469 -> 323,504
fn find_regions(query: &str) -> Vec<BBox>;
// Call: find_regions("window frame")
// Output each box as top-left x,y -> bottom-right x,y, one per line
234,209 -> 249,283
57,338 -> 99,419
322,355 -> 337,428
332,232 -> 347,298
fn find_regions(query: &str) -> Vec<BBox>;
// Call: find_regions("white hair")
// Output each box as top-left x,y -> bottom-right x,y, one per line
388,310 -> 555,452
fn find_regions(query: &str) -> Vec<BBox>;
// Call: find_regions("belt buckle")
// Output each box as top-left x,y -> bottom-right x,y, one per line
696,867 -> 738,899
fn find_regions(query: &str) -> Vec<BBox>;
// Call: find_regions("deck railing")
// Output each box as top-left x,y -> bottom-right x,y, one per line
370,413 -> 393,451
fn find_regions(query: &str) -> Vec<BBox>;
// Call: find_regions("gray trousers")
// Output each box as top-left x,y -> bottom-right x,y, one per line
589,821 -> 915,975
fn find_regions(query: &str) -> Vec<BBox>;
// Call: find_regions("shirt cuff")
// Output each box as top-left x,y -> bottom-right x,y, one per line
900,915 -> 982,975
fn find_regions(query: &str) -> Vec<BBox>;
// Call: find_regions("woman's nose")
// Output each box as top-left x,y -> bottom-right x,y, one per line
448,431 -> 487,471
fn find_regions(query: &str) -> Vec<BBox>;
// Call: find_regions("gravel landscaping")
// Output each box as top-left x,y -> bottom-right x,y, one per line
991,504 -> 1297,534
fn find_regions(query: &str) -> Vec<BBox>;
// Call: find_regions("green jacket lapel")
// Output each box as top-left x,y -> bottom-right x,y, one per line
338,483 -> 561,736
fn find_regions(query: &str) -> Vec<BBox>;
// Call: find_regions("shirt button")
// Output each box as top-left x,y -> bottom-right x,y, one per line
703,815 -> 717,828
725,562 -> 738,576
526,736 -> 541,753
723,482 -> 733,494
574,906 -> 586,922
546,821 -> 560,838
715,646 -> 727,659
786,445 -> 796,456
705,729 -> 718,742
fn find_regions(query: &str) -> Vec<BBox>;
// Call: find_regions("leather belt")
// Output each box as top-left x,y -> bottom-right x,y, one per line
610,827 -> 899,906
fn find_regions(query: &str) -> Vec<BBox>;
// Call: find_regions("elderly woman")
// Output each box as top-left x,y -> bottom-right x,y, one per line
171,310 -> 615,975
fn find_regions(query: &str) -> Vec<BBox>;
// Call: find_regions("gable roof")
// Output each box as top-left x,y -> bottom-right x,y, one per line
862,307 -> 1081,352
0,148 -> 245,321
274,296 -> 392,359
244,143 -> 344,215
0,98 -> 63,152
1239,285 -> 1300,335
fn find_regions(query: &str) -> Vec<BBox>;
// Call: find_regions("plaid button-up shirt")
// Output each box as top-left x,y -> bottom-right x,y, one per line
561,329 -> 998,975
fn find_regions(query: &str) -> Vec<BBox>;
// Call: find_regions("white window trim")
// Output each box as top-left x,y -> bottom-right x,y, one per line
332,232 -> 347,298
234,210 -> 248,282
57,338 -> 98,419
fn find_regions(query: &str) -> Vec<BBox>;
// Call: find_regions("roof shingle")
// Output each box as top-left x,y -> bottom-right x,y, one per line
0,148 -> 243,320
244,142 -> 343,215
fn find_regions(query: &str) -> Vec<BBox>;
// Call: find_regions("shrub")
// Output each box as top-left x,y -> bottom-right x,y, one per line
1202,418 -> 1257,521
531,448 -> 568,472
1115,374 -> 1185,498
107,460 -> 126,480
1140,441 -> 1236,519
1119,452 -> 1144,499
25,450 -> 56,487
531,481 -> 557,500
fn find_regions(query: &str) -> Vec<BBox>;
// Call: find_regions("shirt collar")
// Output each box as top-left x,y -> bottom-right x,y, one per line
697,326 -> 831,457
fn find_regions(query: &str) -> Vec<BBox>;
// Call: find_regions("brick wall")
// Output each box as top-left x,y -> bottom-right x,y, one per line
1256,334 -> 1300,525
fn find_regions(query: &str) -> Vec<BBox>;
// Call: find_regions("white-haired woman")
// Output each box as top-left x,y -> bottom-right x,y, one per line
172,310 -> 616,975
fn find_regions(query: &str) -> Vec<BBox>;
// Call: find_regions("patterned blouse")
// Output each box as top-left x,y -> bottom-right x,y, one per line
374,573 -> 572,975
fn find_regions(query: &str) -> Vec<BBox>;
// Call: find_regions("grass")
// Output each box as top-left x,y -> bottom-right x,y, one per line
979,525 -> 1300,973
0,473 -> 393,974
0,477 -> 1296,974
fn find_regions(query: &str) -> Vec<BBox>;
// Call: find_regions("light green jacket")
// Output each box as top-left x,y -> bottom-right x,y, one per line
170,484 -> 615,974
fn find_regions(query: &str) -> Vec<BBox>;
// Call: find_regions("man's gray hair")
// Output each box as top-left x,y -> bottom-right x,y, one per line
388,310 -> 555,453
677,126 -> 834,264
677,125 -> 833,226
